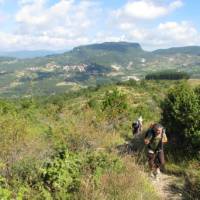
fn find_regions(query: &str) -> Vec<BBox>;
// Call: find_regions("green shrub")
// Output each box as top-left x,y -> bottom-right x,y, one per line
39,146 -> 123,199
40,147 -> 82,198
102,88 -> 128,122
194,86 -> 200,104
0,175 -> 12,200
0,100 -> 16,115
87,98 -> 99,109
0,188 -> 12,200
84,151 -> 123,185
161,83 -> 200,154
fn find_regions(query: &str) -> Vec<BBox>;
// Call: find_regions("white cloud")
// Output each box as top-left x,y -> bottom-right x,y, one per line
1,0 -> 199,51
157,21 -> 200,46
92,32 -> 126,44
112,20 -> 200,49
108,0 -> 200,49
16,0 -> 46,26
15,0 -> 96,35
0,31 -> 90,51
169,0 -> 183,10
0,0 -> 99,50
112,0 -> 183,20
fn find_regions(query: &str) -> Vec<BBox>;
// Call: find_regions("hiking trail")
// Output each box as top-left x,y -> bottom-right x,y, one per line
117,134 -> 185,200
150,173 -> 183,200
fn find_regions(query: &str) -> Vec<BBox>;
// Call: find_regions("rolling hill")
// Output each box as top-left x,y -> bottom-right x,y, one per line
153,46 -> 200,56
0,42 -> 200,97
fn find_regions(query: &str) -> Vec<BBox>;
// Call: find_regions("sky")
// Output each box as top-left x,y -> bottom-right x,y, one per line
0,0 -> 200,51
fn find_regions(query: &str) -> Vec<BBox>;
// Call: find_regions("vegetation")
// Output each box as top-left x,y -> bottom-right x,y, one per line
145,70 -> 190,80
0,79 -> 200,199
161,82 -> 200,199
161,83 -> 200,154
0,80 -> 165,199
102,88 -> 128,124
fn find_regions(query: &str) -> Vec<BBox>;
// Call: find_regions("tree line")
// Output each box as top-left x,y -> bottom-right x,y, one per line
145,71 -> 190,80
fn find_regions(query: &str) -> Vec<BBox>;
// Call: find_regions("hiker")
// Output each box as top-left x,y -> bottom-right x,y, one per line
132,116 -> 143,135
144,123 -> 168,178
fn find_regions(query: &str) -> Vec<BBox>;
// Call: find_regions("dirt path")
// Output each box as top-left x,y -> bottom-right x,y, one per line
116,137 -> 185,200
150,173 -> 183,200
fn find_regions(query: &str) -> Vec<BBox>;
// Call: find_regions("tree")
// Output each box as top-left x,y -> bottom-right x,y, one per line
145,71 -> 190,80
161,83 -> 200,154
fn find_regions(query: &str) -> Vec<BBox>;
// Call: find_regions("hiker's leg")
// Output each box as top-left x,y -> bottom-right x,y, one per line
158,151 -> 165,172
148,152 -> 156,171
134,128 -> 138,135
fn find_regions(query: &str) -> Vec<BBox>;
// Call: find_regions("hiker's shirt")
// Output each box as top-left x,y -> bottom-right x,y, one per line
146,129 -> 167,153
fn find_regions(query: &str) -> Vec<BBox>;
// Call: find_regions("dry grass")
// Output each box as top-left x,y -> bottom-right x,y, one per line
77,156 -> 160,200
187,79 -> 200,87
59,106 -> 124,150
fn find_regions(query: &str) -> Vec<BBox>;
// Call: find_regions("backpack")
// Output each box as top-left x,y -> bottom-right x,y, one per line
132,121 -> 139,129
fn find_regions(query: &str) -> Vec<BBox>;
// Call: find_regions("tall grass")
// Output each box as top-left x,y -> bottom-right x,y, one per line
76,156 -> 160,200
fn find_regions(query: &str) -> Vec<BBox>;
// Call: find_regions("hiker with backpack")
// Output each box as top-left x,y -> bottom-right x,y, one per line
132,116 -> 143,135
144,123 -> 168,178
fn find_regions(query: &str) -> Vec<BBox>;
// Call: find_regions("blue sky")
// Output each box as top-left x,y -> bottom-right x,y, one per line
0,0 -> 200,51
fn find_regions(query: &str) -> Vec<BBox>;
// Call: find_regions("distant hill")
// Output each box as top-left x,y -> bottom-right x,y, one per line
75,42 -> 142,52
0,50 -> 67,59
47,42 -> 151,67
153,46 -> 200,56
1,42 -> 200,97
0,56 -> 16,61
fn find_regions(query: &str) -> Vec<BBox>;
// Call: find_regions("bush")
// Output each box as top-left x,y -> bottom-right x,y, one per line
102,89 -> 128,122
40,147 -> 82,198
194,86 -> 200,103
87,98 -> 99,109
84,151 -> 123,185
0,100 -> 16,115
39,146 -> 123,199
161,83 -> 200,154
0,175 -> 12,200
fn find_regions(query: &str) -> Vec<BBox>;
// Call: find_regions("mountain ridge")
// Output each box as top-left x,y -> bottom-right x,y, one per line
1,42 -> 200,59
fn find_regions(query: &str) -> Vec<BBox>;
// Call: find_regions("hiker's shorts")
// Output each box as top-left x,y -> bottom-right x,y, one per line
147,150 -> 165,169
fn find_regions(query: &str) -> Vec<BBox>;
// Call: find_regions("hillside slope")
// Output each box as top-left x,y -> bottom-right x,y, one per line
1,42 -> 200,97
1,80 -> 200,199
